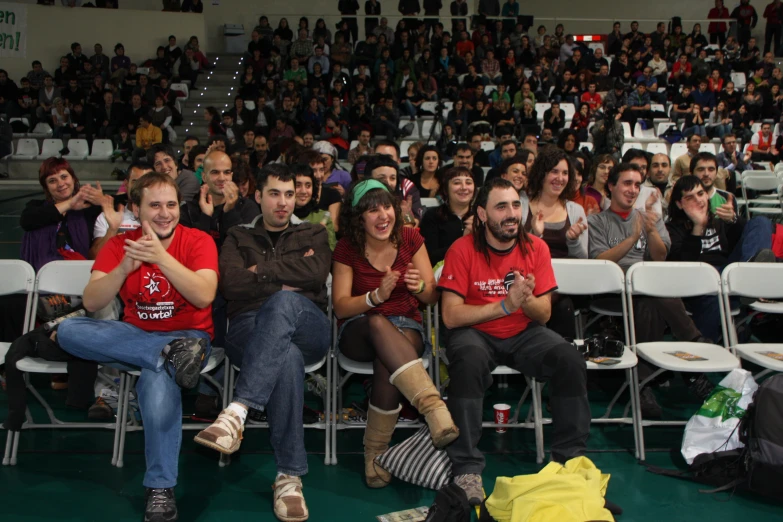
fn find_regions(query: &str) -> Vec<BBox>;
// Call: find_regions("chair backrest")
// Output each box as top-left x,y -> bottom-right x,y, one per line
0,260 -> 36,297
17,138 -> 39,155
551,259 -> 625,295
534,102 -> 550,115
90,139 -> 114,156
244,100 -> 256,111
35,260 -> 94,296
656,122 -> 675,136
670,142 -> 688,158
743,173 -> 781,192
32,123 -> 52,135
420,197 -> 441,208
560,103 -> 575,120
68,139 -> 89,155
40,139 -> 63,158
29,260 -> 94,330
646,142 -> 668,155
699,143 -> 717,155
0,260 -> 36,336
627,262 -> 721,298
722,262 -> 783,300
621,142 -> 642,155
579,142 -> 593,151
421,120 -> 441,137
621,122 -> 632,138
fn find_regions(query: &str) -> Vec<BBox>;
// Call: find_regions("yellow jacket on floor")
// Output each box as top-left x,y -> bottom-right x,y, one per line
485,456 -> 614,522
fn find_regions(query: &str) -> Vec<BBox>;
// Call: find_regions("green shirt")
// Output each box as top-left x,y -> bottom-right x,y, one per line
709,188 -> 729,214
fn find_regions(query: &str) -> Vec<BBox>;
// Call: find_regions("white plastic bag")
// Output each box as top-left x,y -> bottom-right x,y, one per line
681,369 -> 758,464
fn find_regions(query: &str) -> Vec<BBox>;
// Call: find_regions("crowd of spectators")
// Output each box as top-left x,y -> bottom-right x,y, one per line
0,35 -> 214,159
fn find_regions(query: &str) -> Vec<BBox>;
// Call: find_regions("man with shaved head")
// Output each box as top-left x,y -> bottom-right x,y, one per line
180,151 -> 260,250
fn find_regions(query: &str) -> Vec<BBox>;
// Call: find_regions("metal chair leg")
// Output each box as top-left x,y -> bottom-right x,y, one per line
111,372 -> 127,466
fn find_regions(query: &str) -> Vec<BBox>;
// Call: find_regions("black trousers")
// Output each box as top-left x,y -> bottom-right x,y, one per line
765,23 -> 782,55
709,32 -> 726,49
444,323 -> 590,474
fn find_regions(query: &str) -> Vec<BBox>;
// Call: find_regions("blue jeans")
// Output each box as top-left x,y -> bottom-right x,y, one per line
57,317 -> 211,489
683,124 -> 707,137
225,291 -> 330,476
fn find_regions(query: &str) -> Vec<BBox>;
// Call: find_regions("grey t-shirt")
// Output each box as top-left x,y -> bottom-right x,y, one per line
588,208 -> 671,272
176,169 -> 201,204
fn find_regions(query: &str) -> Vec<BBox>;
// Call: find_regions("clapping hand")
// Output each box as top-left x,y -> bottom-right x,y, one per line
403,262 -> 423,293
565,217 -> 587,240
377,266 -> 401,302
123,221 -> 169,266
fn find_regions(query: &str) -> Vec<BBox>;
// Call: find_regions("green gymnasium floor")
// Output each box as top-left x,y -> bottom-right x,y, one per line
1,191 -> 781,521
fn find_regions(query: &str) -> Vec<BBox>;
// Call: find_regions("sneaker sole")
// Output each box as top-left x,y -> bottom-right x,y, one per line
274,511 -> 309,522
193,433 -> 242,455
174,340 -> 207,390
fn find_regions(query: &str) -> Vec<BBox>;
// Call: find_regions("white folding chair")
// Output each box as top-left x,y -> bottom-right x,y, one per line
534,103 -> 550,122
731,72 -> 746,91
742,172 -> 782,218
621,142 -> 643,156
88,139 -> 114,161
63,139 -> 89,160
29,123 -> 53,138
399,119 -> 421,139
1,261 -> 36,466
479,141 -> 495,152
38,139 -> 63,160
10,138 -> 39,160
6,261 -> 119,466
621,122 -> 633,139
646,142 -> 669,155
420,197 -> 441,208
552,259 -> 641,459
560,103 -> 576,121
399,140 -> 416,160
633,122 -> 655,141
669,142 -> 688,159
656,122 -> 676,137
421,120 -> 442,139
627,262 -> 740,461
169,83 -> 189,101
699,143 -> 717,155
722,263 -> 783,381
579,142 -> 593,152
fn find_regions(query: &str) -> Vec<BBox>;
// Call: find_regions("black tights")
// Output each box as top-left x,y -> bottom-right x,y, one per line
339,315 -> 424,411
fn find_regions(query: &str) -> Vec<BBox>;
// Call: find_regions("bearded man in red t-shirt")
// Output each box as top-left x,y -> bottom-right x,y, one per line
58,172 -> 219,522
437,177 -> 590,506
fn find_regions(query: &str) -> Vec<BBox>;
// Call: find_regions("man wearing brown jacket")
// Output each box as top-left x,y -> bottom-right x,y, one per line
194,164 -> 331,522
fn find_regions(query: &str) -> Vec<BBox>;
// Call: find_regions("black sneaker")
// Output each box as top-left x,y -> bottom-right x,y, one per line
751,248 -> 777,263
686,373 -> 716,402
144,488 -> 177,522
639,387 -> 663,419
164,338 -> 207,390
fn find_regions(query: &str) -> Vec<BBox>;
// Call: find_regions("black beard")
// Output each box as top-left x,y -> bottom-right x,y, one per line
486,217 -> 520,242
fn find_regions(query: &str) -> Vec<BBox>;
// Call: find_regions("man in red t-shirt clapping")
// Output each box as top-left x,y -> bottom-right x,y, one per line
438,178 -> 590,506
58,172 -> 219,522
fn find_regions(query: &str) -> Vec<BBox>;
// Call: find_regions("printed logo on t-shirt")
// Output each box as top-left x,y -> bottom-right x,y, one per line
472,268 -> 522,298
135,269 -> 177,321
701,228 -> 721,253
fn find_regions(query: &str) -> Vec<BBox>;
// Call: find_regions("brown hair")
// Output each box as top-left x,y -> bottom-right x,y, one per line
526,147 -> 575,202
129,172 -> 181,207
38,158 -> 79,201
339,185 -> 403,256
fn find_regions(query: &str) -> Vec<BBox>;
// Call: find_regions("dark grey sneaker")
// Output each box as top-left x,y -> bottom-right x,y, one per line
687,373 -> 716,402
639,387 -> 663,419
453,473 -> 484,506
164,338 -> 207,390
144,488 -> 177,522
751,248 -> 777,263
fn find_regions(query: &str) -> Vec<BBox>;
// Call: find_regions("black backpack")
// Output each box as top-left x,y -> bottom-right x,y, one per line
647,374 -> 783,502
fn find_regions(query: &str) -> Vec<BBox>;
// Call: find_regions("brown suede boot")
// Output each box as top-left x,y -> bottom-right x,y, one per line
389,359 -> 459,448
364,403 -> 401,488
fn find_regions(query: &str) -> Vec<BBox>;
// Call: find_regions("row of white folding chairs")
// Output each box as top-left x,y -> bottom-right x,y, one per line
11,138 -> 116,161
4,260 -> 780,467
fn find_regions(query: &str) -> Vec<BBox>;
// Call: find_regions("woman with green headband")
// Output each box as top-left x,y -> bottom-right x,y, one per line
332,179 -> 459,489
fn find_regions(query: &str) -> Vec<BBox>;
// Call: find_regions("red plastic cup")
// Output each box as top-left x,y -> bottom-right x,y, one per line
494,403 -> 511,433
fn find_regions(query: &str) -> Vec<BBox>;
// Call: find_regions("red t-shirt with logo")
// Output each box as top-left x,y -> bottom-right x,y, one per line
93,225 -> 219,338
437,235 -> 558,339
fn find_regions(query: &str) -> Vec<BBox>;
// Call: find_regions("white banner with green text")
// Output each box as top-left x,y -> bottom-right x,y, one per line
0,3 -> 26,58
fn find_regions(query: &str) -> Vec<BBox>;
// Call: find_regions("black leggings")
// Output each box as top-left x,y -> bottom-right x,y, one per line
338,315 -> 424,410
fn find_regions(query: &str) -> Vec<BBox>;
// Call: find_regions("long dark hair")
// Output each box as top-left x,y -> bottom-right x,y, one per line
526,147 -> 575,202
472,178 -> 533,264
415,144 -> 442,174
436,166 -> 475,221
339,185 -> 404,255
668,175 -> 715,231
